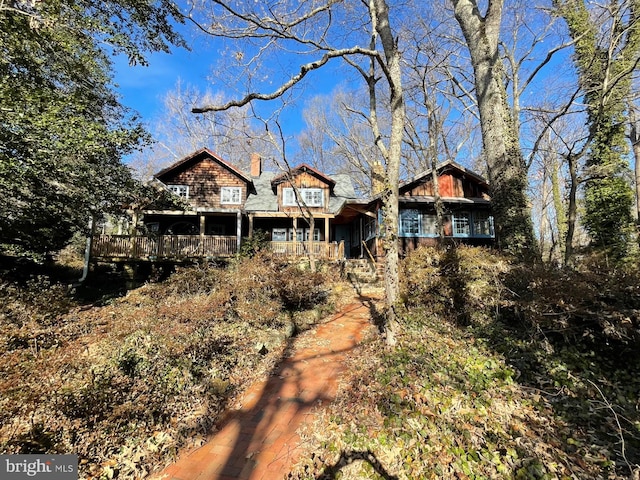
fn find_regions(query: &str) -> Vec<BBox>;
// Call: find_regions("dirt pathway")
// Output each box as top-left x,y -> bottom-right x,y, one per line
153,294 -> 380,480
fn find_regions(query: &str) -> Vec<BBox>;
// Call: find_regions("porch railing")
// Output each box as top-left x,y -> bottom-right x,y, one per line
91,235 -> 345,261
91,235 -> 237,260
269,241 -> 343,259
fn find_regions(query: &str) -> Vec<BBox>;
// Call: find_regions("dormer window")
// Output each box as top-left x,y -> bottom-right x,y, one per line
283,187 -> 324,207
221,186 -> 242,204
168,184 -> 189,199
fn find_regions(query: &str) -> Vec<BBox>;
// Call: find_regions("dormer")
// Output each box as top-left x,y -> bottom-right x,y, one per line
270,164 -> 336,213
154,148 -> 254,210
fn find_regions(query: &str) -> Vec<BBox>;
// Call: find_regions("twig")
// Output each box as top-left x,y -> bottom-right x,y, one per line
587,379 -> 634,476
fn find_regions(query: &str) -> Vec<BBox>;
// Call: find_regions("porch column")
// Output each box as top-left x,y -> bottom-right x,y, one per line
199,214 -> 206,256
293,216 -> 298,255
130,211 -> 138,259
236,210 -> 242,252
248,213 -> 254,238
360,217 -> 364,258
325,216 -> 330,258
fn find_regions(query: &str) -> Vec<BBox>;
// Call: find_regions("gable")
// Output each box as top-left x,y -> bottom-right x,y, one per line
154,148 -> 254,209
270,164 -> 336,190
155,148 -> 252,186
400,162 -> 490,200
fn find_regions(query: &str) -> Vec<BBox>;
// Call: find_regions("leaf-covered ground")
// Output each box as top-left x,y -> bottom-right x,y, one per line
2,248 -> 640,479
0,254 -> 348,479
289,247 -> 640,479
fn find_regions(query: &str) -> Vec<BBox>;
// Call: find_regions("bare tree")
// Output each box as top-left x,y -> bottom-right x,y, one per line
296,89 -> 383,197
451,0 -> 539,259
128,82 -> 279,180
181,0 -> 405,345
628,99 -> 640,233
553,0 -> 639,257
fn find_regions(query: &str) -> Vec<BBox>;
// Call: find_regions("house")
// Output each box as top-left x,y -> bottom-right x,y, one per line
352,160 -> 494,259
91,149 -> 494,262
91,148 -> 358,261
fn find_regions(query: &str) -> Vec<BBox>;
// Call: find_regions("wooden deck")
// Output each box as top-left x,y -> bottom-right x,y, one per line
91,235 -> 344,261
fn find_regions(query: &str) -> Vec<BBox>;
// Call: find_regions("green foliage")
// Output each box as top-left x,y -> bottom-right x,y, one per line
554,0 -> 638,259
0,1 -> 184,256
583,161 -> 634,257
239,229 -> 270,258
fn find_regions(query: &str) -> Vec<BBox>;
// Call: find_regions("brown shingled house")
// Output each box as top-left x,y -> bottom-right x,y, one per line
91,149 -> 494,262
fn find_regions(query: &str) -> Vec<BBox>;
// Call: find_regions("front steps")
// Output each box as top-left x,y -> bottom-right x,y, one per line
342,258 -> 383,283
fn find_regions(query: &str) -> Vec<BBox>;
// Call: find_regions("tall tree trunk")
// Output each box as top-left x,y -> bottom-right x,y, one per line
564,153 -> 579,266
555,0 -> 637,257
369,0 -> 404,346
427,106 -> 446,241
550,153 -> 567,260
628,103 -> 640,241
452,0 -> 538,260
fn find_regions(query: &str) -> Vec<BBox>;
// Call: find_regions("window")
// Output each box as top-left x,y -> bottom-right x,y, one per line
168,184 -> 189,199
421,214 -> 438,236
473,212 -> 494,237
400,210 -> 420,235
399,210 -> 439,237
288,228 -> 320,241
207,224 -> 225,235
452,212 -> 471,237
221,186 -> 242,204
272,228 -> 287,241
272,228 -> 321,241
283,187 -> 324,207
364,217 -> 377,241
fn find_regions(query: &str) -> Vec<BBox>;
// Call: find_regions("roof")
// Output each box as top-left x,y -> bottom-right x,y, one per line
270,163 -> 337,188
154,148 -> 253,185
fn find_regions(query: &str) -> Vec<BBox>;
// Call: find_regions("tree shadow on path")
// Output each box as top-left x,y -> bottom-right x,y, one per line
155,298 -> 375,480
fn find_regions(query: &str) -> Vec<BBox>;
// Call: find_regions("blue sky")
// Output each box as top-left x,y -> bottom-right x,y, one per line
111,32 -> 347,145
112,45 -> 212,122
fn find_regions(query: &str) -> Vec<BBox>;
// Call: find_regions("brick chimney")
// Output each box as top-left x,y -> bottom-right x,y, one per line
250,153 -> 262,177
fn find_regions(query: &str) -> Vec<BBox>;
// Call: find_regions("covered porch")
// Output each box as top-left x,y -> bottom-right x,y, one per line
247,211 -> 342,258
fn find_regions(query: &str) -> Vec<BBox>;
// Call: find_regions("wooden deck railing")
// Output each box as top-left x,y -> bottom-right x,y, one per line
269,241 -> 343,259
91,235 -> 345,261
92,235 -> 237,260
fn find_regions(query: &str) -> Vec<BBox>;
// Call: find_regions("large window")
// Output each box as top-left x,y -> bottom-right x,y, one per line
272,228 -> 287,241
400,210 -> 420,235
452,212 -> 470,237
283,187 -> 324,207
364,216 -> 377,241
221,186 -> 242,204
473,212 -> 494,237
168,184 -> 189,199
399,210 -> 439,237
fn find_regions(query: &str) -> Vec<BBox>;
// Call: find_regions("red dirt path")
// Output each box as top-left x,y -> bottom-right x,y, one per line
153,296 -> 378,480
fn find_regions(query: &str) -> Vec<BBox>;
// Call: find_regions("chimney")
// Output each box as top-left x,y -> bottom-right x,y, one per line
250,153 -> 262,177
371,161 -> 385,195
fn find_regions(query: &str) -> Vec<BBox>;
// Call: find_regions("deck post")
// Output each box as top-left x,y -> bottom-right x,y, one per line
324,216 -> 330,257
199,214 -> 206,256
130,211 -> 138,259
236,210 -> 242,253
293,217 -> 299,257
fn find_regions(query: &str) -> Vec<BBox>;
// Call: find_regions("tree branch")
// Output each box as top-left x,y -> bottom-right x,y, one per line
192,47 -> 379,113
